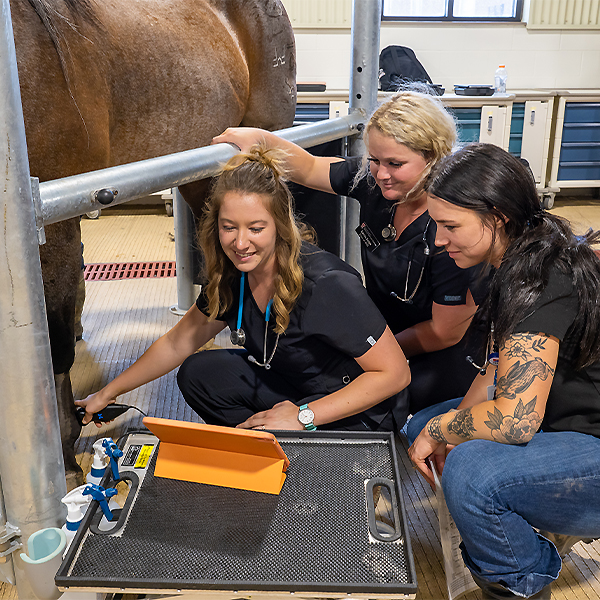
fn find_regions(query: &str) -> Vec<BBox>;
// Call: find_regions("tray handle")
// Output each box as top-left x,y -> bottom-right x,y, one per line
365,477 -> 403,543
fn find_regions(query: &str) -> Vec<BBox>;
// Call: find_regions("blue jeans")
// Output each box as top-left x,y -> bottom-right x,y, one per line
408,400 -> 600,597
406,397 -> 461,445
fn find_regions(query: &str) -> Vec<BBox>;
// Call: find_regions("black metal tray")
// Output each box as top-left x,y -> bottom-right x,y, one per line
56,430 -> 417,597
454,84 -> 495,96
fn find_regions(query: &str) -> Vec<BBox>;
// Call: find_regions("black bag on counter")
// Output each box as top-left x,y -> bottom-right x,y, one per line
379,45 -> 432,91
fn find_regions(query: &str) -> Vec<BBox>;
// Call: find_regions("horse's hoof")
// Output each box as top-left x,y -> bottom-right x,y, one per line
65,466 -> 85,492
65,463 -> 85,492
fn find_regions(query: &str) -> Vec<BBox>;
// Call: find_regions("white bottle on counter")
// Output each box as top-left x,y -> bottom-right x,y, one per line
495,65 -> 507,93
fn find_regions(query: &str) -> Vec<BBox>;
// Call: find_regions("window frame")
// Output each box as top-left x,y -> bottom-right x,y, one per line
381,0 -> 524,23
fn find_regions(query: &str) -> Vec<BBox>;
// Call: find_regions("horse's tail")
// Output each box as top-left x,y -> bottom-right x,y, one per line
25,0 -> 101,89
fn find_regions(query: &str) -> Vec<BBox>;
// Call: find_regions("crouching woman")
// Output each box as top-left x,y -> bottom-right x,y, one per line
409,143 -> 600,600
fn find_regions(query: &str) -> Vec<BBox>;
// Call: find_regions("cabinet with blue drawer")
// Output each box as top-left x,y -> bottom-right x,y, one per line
509,102 -> 525,157
551,95 -> 600,188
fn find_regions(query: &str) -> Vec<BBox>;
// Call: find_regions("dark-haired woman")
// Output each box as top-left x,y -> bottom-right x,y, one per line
76,146 -> 410,432
408,143 -> 600,600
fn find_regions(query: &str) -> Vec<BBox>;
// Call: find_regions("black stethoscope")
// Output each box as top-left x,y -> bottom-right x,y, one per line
230,272 -> 279,369
389,217 -> 431,305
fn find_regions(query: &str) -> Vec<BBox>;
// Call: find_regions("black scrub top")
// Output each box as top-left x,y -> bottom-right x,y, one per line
513,265 -> 600,438
330,157 -> 475,334
196,242 -> 388,399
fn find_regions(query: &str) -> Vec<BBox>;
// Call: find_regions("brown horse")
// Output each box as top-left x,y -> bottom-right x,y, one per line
10,0 -> 296,487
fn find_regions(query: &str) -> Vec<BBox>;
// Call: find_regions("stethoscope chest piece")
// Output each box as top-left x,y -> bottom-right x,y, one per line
230,328 -> 246,346
381,224 -> 397,242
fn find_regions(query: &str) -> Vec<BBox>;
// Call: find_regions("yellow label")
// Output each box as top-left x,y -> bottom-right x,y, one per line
134,444 -> 155,469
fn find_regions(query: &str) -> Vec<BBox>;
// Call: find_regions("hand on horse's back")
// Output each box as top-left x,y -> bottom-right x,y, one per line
212,127 -> 268,153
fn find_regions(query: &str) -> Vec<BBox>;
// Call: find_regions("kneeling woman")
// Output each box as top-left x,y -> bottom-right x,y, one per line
409,143 -> 600,599
77,146 -> 410,431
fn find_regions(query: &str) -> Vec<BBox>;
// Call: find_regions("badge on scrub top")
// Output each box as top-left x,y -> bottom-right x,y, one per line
355,222 -> 380,252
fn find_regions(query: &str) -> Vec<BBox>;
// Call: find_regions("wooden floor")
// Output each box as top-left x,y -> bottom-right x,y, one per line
2,200 -> 599,600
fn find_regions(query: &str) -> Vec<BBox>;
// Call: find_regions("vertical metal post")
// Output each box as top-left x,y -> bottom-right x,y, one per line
344,0 -> 382,272
0,0 -> 67,597
170,187 -> 198,315
0,479 -> 16,586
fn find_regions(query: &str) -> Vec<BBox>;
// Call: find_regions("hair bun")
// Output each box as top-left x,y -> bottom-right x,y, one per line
222,142 -> 290,183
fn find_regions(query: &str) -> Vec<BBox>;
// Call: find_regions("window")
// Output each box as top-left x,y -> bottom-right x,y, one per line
382,0 -> 523,21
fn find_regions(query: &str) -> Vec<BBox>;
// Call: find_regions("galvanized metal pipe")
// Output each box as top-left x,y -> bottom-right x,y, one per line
0,478 -> 16,586
40,114 -> 364,226
344,0 -> 382,271
171,187 -> 198,315
349,0 -> 382,119
0,0 -> 68,597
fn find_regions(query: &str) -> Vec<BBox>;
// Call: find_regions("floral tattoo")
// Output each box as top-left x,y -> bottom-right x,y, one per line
484,397 -> 542,443
502,333 -> 548,361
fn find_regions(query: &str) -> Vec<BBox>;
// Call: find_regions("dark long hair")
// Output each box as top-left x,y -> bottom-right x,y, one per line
427,143 -> 600,369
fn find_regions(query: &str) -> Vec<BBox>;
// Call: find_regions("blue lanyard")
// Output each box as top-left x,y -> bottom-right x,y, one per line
237,272 -> 274,328
236,272 -> 278,369
236,272 -> 245,332
265,299 -> 273,322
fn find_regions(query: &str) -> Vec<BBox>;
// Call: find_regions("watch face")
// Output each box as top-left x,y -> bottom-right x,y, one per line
298,408 -> 314,425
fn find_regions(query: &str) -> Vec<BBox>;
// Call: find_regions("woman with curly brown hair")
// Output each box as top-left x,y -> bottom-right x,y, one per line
77,145 -> 410,431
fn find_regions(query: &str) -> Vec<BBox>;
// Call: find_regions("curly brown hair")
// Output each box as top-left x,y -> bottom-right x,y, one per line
199,144 -> 312,334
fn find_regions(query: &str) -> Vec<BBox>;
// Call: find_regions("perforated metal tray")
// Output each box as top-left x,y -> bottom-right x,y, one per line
56,430 -> 416,598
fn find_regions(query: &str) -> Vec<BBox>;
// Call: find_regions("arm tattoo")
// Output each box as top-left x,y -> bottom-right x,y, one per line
484,397 -> 542,444
501,332 -> 548,361
427,415 -> 446,443
447,409 -> 475,440
496,357 -> 555,400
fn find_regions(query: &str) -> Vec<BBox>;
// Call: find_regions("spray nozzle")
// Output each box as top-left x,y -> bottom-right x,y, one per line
61,485 -> 92,525
83,483 -> 118,521
102,438 -> 123,481
92,437 -> 111,463
86,437 -> 113,485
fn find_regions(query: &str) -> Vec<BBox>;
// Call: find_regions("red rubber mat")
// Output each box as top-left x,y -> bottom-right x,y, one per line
84,261 -> 176,281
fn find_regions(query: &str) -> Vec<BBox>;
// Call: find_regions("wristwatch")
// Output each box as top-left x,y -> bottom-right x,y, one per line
298,403 -> 316,431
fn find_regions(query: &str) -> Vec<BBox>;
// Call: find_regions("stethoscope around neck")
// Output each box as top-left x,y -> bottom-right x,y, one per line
389,217 -> 431,305
230,272 -> 280,370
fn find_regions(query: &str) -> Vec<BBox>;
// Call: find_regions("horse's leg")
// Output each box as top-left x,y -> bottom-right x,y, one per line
54,373 -> 82,490
40,219 -> 84,489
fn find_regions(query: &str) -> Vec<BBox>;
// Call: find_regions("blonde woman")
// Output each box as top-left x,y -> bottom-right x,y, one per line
213,90 -> 484,424
77,146 -> 409,431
